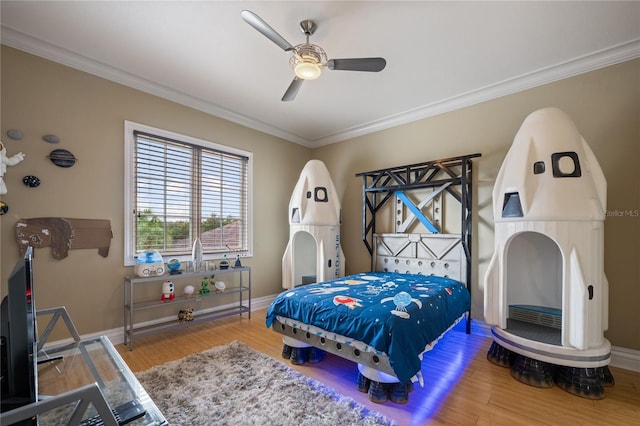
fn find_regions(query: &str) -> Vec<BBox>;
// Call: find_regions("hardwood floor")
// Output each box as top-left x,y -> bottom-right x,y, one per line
116,309 -> 640,426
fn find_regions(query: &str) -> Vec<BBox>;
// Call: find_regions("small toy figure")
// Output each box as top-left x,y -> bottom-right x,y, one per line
167,258 -> 182,275
0,141 -> 25,195
161,280 -> 175,302
234,254 -> 242,267
178,307 -> 194,323
199,279 -> 210,295
192,238 -> 203,272
183,285 -> 195,298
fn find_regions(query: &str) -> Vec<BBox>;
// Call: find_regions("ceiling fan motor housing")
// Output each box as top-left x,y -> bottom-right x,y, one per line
299,19 -> 317,36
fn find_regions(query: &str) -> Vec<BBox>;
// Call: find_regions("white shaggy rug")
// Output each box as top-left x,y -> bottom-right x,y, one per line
135,340 -> 398,425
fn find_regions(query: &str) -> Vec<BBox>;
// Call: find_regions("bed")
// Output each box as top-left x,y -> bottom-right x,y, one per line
267,153 -> 481,403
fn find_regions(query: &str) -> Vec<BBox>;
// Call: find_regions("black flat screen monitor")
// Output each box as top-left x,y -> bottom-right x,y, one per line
1,246 -> 38,424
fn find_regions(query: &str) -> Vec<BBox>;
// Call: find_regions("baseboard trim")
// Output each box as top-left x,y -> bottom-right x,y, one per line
610,345 -> 640,372
41,294 -> 278,349
42,298 -> 639,373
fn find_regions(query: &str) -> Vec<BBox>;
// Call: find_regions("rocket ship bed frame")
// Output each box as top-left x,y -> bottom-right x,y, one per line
267,153 -> 481,404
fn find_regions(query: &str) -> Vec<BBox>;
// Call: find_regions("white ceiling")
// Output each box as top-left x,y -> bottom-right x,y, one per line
1,1 -> 639,148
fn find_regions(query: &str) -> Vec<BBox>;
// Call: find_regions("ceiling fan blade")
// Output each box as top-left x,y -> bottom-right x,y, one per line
241,10 -> 294,52
327,58 -> 387,72
282,78 -> 304,102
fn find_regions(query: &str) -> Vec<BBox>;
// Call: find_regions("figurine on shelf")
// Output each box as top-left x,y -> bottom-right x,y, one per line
161,280 -> 175,302
167,258 -> 182,275
183,285 -> 195,298
199,279 -> 210,295
192,237 -> 203,272
234,254 -> 242,268
178,307 -> 194,323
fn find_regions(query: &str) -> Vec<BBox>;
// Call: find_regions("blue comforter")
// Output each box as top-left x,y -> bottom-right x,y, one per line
266,272 -> 470,382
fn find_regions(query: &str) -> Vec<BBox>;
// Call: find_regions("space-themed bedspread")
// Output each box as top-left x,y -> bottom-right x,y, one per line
265,272 -> 470,383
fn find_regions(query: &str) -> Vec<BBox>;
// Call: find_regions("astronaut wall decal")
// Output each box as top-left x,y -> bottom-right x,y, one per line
0,141 -> 25,195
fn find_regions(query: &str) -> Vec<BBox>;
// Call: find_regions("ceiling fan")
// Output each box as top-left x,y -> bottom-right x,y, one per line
241,10 -> 387,102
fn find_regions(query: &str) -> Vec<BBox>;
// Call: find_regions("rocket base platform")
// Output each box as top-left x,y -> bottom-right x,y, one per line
488,326 -> 614,399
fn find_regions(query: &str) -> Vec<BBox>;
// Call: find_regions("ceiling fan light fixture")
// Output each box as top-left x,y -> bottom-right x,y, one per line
241,11 -> 386,101
291,43 -> 326,80
294,59 -> 322,80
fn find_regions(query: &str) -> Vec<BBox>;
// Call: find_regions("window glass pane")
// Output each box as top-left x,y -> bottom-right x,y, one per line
135,137 -> 193,252
200,150 -> 246,252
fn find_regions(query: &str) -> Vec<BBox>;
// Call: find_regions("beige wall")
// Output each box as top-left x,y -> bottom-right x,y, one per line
2,46 -> 638,351
314,59 -> 640,351
0,46 -> 311,336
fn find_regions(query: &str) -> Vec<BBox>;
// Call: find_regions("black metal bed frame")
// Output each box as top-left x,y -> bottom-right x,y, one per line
356,153 -> 481,333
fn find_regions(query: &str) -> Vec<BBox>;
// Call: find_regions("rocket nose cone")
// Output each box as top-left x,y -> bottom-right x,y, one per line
518,108 -> 581,150
289,159 -> 342,226
494,107 -> 606,222
302,159 -> 331,177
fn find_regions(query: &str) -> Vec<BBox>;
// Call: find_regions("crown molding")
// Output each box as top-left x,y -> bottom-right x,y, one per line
310,39 -> 640,147
2,26 -> 638,149
1,27 -> 313,147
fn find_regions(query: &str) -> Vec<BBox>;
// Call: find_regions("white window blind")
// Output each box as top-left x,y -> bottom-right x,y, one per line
124,121 -> 252,265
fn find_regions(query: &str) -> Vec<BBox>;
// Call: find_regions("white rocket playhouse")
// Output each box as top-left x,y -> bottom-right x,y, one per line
280,159 -> 346,364
484,107 -> 614,399
282,159 -> 345,289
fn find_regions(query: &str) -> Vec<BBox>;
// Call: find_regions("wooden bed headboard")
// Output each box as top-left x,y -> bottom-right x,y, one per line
373,233 -> 466,285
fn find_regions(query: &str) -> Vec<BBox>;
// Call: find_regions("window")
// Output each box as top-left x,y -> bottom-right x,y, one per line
124,121 -> 252,265
551,151 -> 581,178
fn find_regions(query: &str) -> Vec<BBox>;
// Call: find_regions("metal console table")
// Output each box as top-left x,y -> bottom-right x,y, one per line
124,266 -> 251,349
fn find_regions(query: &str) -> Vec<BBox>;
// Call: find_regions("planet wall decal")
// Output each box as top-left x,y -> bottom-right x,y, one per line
6,129 -> 23,140
48,149 -> 76,167
42,134 -> 60,143
22,175 -> 41,188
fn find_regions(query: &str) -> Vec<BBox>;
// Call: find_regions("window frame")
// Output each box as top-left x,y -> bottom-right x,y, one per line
124,120 -> 253,266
